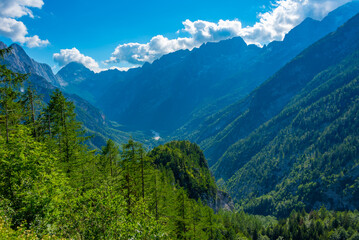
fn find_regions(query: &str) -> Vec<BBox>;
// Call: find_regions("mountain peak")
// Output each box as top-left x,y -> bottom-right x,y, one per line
57,61 -> 95,86
58,61 -> 93,76
0,41 -> 8,49
65,61 -> 90,70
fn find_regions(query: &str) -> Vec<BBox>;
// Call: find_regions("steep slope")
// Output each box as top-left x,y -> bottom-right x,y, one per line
197,13 -> 359,216
149,140 -> 217,200
90,1 -> 359,133
149,140 -> 232,211
231,50 -> 359,217
2,43 -> 61,87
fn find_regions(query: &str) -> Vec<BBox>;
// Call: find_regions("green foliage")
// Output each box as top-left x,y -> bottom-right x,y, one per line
0,63 -> 247,238
0,125 -> 68,230
0,71 -> 272,238
149,140 -> 217,202
262,208 -> 359,240
0,48 -> 28,143
220,50 -> 359,217
2,47 -> 359,240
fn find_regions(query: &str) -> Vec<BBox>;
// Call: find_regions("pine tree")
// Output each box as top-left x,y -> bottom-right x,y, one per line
121,138 -> 142,214
0,47 -> 27,143
21,84 -> 42,140
43,89 -> 86,174
101,139 -> 120,178
174,188 -> 189,239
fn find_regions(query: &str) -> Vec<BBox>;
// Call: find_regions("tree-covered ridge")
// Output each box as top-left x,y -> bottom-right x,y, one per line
193,19 -> 359,218
227,50 -> 359,217
149,140 -> 217,202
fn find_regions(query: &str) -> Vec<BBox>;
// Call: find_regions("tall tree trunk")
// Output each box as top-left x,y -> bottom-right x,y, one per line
30,90 -> 37,139
141,151 -> 145,199
154,174 -> 158,221
48,113 -> 51,137
5,107 -> 9,143
110,154 -> 113,178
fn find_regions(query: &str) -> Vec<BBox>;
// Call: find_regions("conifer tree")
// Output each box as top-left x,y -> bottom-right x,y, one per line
22,85 -> 42,140
101,139 -> 120,178
174,188 -> 189,239
0,47 -> 27,143
43,89 -> 86,174
121,138 -> 142,214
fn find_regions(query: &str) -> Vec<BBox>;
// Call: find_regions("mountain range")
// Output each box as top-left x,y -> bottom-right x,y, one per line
2,1 -> 359,218
0,43 -> 156,149
57,1 -> 359,135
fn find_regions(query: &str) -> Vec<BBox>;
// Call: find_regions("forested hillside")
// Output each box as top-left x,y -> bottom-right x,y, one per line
183,13 -> 359,217
2,47 -> 359,239
187,11 -> 359,168
2,1 -> 359,239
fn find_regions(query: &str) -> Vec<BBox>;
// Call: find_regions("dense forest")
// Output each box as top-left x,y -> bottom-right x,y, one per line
1,44 -> 359,239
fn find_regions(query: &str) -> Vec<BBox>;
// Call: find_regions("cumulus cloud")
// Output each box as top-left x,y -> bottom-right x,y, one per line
108,20 -> 243,65
53,48 -> 103,73
0,0 -> 49,48
108,0 -> 351,64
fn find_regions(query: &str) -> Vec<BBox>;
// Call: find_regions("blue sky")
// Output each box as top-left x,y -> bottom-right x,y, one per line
0,0 -> 353,72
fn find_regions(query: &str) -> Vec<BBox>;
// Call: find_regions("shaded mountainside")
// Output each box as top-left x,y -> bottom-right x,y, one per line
194,13 -> 359,216
180,2 -> 359,166
0,42 -> 154,149
56,62 -> 133,105
56,2 -> 359,134
101,1 -> 359,133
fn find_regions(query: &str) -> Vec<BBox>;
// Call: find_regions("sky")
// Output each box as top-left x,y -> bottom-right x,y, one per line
0,0 -> 354,73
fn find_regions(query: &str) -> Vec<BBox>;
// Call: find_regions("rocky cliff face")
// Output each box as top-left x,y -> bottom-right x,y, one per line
0,43 -> 61,87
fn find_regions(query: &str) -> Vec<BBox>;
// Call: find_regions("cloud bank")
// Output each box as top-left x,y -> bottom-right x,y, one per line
0,0 -> 49,48
53,48 -> 103,73
108,0 -> 351,65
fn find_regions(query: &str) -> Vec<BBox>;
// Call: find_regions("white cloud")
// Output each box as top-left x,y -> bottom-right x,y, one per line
240,0 -> 352,45
108,0 -> 352,64
0,0 -> 49,48
108,20 -> 243,65
107,36 -> 195,64
109,66 -> 139,72
53,48 -> 103,73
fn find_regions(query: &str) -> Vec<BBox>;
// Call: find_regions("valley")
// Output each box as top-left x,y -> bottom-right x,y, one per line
1,1 -> 359,239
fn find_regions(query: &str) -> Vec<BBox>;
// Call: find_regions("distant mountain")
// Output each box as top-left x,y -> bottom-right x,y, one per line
0,42 -> 153,149
193,12 -> 359,216
57,62 -> 95,86
56,1 -> 358,133
57,62 -> 137,105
